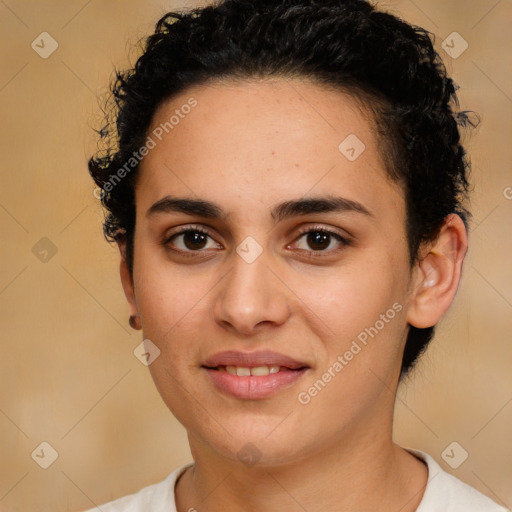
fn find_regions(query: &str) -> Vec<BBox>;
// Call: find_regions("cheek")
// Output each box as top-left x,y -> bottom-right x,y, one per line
294,256 -> 410,418
293,268 -> 409,427
132,252 -> 228,411
133,266 -> 215,420
302,258 -> 407,344
135,267 -> 213,348
132,228 -> 212,331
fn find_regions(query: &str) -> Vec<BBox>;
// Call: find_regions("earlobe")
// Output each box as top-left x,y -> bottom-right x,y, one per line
117,236 -> 141,330
406,214 -> 468,329
129,314 -> 141,330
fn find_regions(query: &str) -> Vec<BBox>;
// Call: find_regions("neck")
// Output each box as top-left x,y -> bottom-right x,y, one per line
175,426 -> 428,512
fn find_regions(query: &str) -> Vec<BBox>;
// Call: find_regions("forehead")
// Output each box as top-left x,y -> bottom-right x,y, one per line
136,78 -> 404,226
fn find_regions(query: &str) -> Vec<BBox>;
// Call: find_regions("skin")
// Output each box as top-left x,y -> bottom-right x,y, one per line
118,78 -> 468,512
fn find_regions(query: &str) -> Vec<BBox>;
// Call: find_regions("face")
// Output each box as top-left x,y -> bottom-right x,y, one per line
123,78 -> 417,466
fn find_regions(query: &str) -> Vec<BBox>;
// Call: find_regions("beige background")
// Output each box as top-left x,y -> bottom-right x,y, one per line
0,0 -> 511,510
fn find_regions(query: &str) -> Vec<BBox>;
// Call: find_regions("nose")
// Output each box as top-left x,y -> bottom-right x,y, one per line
212,249 -> 291,336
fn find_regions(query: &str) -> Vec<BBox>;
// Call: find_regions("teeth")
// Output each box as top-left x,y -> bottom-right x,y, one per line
223,365 -> 281,376
251,366 -> 270,376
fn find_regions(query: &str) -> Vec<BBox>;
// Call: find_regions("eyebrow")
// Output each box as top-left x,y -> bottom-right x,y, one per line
146,195 -> 374,222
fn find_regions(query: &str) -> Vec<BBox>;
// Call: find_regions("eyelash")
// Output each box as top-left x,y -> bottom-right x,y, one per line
163,224 -> 351,259
293,225 -> 351,257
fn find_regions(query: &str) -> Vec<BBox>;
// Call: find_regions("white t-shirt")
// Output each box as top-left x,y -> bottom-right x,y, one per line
85,450 -> 509,511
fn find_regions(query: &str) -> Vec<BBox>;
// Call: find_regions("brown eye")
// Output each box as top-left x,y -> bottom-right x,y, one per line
181,231 -> 208,250
164,228 -> 221,253
305,231 -> 331,251
292,228 -> 350,255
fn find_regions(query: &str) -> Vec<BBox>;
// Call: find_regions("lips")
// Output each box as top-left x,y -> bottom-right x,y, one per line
202,350 -> 310,400
202,350 -> 309,370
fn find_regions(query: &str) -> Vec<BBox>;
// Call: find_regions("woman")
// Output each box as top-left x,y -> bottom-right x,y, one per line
86,0 -> 507,510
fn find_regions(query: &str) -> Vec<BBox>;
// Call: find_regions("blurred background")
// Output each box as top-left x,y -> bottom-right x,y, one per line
0,0 -> 511,510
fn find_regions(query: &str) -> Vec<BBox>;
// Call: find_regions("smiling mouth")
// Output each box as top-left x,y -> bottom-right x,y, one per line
202,360 -> 309,399
205,365 -> 306,376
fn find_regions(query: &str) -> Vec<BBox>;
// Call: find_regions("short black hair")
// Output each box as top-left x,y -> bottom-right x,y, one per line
88,0 -> 474,377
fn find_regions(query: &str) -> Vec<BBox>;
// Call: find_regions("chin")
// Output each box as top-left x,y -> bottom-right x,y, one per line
183,410 -> 321,469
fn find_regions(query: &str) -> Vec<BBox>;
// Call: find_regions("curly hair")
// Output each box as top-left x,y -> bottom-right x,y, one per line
88,0 -> 474,377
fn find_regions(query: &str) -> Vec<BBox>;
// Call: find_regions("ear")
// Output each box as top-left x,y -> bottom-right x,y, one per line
407,214 -> 468,329
117,235 -> 140,325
